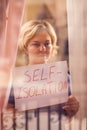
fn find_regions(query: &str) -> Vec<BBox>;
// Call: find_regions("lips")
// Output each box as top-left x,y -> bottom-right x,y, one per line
39,53 -> 49,56
39,54 -> 46,56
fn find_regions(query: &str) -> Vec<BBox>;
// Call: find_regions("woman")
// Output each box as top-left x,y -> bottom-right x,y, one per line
9,20 -> 79,118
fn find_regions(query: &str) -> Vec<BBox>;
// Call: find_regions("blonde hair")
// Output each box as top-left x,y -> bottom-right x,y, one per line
16,20 -> 58,66
18,20 -> 58,55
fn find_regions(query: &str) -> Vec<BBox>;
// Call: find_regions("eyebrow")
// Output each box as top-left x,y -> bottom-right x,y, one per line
32,41 -> 40,43
32,40 -> 51,43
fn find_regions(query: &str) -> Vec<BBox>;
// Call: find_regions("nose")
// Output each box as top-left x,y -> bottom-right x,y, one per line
39,45 -> 46,51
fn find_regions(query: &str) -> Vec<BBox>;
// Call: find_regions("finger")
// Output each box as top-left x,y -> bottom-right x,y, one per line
64,102 -> 79,109
66,96 -> 79,105
68,95 -> 79,100
67,110 -> 76,118
62,104 -> 79,111
62,106 -> 79,117
67,96 -> 78,102
65,101 -> 79,106
63,105 -> 75,110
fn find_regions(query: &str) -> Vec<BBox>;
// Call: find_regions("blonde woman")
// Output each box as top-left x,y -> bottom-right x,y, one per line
9,20 -> 79,118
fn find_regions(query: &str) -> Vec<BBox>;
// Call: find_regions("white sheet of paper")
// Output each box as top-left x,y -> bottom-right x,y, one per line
13,61 -> 68,111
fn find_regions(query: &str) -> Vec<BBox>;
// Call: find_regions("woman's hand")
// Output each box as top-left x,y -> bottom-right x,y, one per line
62,95 -> 79,118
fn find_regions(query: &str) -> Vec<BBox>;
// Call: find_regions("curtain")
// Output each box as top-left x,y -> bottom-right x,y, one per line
67,0 -> 87,129
0,0 -> 25,111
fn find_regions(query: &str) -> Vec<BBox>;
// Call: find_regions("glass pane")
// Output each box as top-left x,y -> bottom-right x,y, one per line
1,0 -> 87,130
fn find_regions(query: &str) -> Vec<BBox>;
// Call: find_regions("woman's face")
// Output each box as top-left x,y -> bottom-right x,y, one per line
26,30 -> 53,65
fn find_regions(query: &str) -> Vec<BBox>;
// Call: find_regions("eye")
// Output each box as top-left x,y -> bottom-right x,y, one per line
31,42 -> 40,47
44,42 -> 51,47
